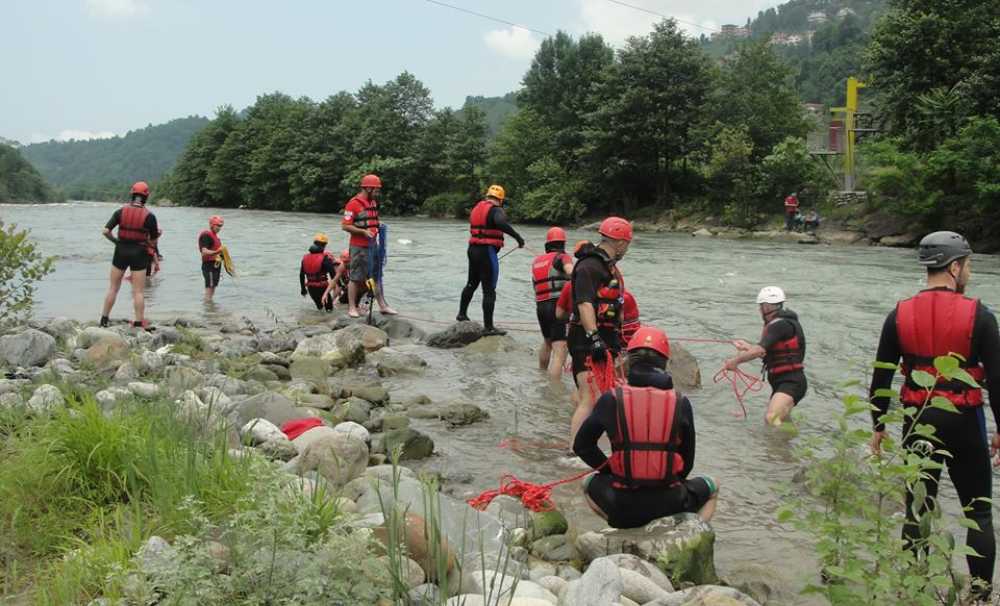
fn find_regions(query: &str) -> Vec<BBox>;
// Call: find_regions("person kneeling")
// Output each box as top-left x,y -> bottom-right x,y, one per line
573,326 -> 718,528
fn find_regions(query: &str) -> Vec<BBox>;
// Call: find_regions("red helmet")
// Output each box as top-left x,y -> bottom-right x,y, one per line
361,174 -> 382,189
626,326 -> 670,358
131,181 -> 150,197
599,217 -> 633,242
546,227 -> 567,244
209,215 -> 224,227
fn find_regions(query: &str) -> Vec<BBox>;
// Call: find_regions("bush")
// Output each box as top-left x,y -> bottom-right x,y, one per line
422,191 -> 472,219
0,221 -> 54,327
859,139 -> 933,217
509,157 -> 585,224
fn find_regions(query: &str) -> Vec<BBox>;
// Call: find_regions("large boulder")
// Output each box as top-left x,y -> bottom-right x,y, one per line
0,329 -> 57,368
408,402 -> 488,427
291,333 -> 343,360
668,345 -> 701,391
465,335 -> 519,354
83,337 -> 130,370
27,384 -> 64,414
335,324 -> 389,354
289,357 -> 333,385
165,366 -> 205,396
560,557 -> 623,606
602,553 -> 673,594
288,430 -> 368,488
575,513 -> 717,586
257,332 -> 298,353
240,417 -> 285,445
384,428 -> 434,460
78,326 -> 124,349
232,391 -> 311,428
373,316 -> 425,341
367,347 -> 427,377
36,317 -> 78,340
426,321 -> 485,349
136,350 -> 165,374
219,336 -> 258,358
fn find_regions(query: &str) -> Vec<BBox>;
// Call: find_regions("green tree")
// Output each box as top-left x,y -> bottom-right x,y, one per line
165,106 -> 240,207
0,145 -> 63,203
705,126 -> 756,225
0,222 -> 55,326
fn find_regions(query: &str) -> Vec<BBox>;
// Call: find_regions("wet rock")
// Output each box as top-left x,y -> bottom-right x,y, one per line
332,420 -> 370,443
575,513 -> 717,586
669,345 -> 701,390
561,557 -> 623,606
384,427 -> 434,460
84,337 -> 130,370
0,329 -> 57,368
531,534 -> 574,562
692,228 -> 714,237
240,417 -> 285,445
289,357 -> 333,384
426,321 -> 485,349
413,402 -> 490,427
78,326 -> 124,349
233,391 -> 308,428
367,347 -> 427,376
247,365 -> 280,382
336,323 -> 389,354
532,510 -> 568,539
27,384 -> 64,414
465,335 -> 519,354
127,382 -> 159,398
288,429 -> 368,488
644,585 -> 762,606
373,316 -> 426,340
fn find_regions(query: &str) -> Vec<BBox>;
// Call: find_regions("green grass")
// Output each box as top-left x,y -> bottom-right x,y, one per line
168,327 -> 211,359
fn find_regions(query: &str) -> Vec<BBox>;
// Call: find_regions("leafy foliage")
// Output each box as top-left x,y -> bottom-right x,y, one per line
0,145 -> 62,203
463,93 -> 518,137
0,222 -> 55,326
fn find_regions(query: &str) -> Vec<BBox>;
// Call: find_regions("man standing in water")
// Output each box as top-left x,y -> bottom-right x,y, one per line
457,184 -> 525,335
531,227 -> 573,379
869,231 -> 1000,602
198,215 -> 225,301
723,286 -> 807,426
568,217 -> 632,440
342,174 -> 396,318
100,181 -> 159,329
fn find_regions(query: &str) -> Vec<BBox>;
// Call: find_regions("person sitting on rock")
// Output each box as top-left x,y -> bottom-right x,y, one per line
803,209 -> 820,234
573,326 -> 719,528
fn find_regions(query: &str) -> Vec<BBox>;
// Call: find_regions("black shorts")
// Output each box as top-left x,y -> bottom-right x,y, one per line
112,243 -> 150,271
769,370 -> 808,404
568,324 -> 621,377
585,474 -> 717,529
536,300 -> 567,342
202,261 -> 222,289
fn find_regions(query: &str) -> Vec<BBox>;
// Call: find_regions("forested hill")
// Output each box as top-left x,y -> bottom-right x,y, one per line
463,93 -> 517,137
19,116 -> 209,200
0,144 -> 63,203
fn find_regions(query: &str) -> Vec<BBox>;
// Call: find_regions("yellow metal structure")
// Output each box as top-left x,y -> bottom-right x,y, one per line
830,77 -> 866,190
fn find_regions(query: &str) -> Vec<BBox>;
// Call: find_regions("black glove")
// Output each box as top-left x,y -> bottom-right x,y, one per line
300,288 -> 307,297
587,331 -> 608,364
516,237 -> 525,248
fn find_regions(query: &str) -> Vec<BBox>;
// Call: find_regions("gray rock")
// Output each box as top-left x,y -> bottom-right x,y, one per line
465,335 -> 519,354
113,362 -> 139,382
410,402 -> 489,427
643,585 -> 762,606
127,382 -> 159,398
561,558 -> 623,606
532,510 -> 568,539
164,366 -> 205,396
37,317 -> 78,339
376,555 -> 425,589
46,358 -> 77,378
384,427 -> 434,460
257,332 -> 298,353
137,350 -> 165,373
335,323 -> 389,354
461,568 -> 517,597
204,373 -> 247,396
528,561 -> 557,582
137,536 -> 176,571
668,345 -> 701,391
618,567 -> 671,604
291,334 -> 355,367
196,386 -> 232,408
296,393 -> 335,410
426,321 -> 485,348
247,365 -> 280,382
0,392 -> 23,408
356,475 -> 426,514
692,228 -> 714,237
263,363 -> 291,380
257,437 -> 298,462
220,336 -> 257,357
485,494 -> 530,529
602,554 -> 673,594
240,417 -> 285,445
78,326 -> 124,349
408,583 -> 442,606
338,396 -> 372,424
152,326 -> 182,347
373,316 -> 426,340
96,387 -> 131,408
575,513 -> 716,586
347,383 -> 389,406
555,565 -> 581,581
367,347 -> 427,376
0,329 -> 57,368
289,429 -> 368,488
537,575 -> 567,597
332,421 -> 370,443
531,534 -> 575,562
289,357 -> 333,384
233,391 -> 309,428
27,384 -> 64,414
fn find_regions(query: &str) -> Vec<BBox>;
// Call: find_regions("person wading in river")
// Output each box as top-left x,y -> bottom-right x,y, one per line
868,231 -> 1000,602
532,227 -> 573,379
568,217 -> 632,441
299,233 -> 338,312
342,174 -> 396,318
100,181 -> 159,329
573,326 -> 719,528
457,184 -> 525,336
723,286 -> 807,426
198,215 -> 226,301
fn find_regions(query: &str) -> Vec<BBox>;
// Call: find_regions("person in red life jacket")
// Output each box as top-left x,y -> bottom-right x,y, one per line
723,286 -> 807,426
456,184 -> 525,336
533,227 -> 573,379
554,242 -> 591,323
198,215 -> 225,301
342,174 -> 396,318
100,181 -> 159,329
573,326 -> 719,528
783,192 -> 800,231
299,233 -> 338,312
868,231 -> 1000,601
568,217 -> 632,441
621,290 -> 640,344
322,248 -> 351,307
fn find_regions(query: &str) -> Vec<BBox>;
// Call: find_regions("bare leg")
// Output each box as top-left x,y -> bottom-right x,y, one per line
376,290 -> 397,315
570,370 -> 596,443
548,341 -> 568,382
204,286 -> 215,301
348,280 -> 362,316
101,266 -> 126,318
130,269 -> 147,323
698,492 -> 719,522
539,339 -> 552,371
765,393 -> 796,427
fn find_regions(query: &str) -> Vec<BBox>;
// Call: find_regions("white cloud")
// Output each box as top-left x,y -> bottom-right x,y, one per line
578,0 -> 659,46
576,0 -> 772,44
484,27 -> 540,60
29,130 -> 117,144
84,0 -> 149,19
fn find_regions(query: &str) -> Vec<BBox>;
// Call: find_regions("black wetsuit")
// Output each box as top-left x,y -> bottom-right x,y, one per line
760,310 -> 808,404
299,245 -> 338,311
869,288 -> 1000,594
568,246 -> 621,377
199,232 -> 222,289
458,206 -> 524,329
573,364 -> 712,529
105,207 -> 158,271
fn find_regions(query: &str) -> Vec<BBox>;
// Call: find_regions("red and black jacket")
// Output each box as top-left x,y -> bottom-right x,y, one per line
532,251 -> 572,303
570,245 -> 624,331
468,200 -> 504,248
353,198 -> 380,231
117,203 -> 150,243
608,385 -> 685,489
762,309 -> 806,378
301,251 -> 331,287
198,229 -> 222,264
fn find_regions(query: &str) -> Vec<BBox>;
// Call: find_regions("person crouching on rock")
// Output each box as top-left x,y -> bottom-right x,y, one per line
573,326 -> 719,528
300,233 -> 338,311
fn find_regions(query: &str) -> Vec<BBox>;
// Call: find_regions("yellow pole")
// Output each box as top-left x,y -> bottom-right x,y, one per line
831,77 -> 866,191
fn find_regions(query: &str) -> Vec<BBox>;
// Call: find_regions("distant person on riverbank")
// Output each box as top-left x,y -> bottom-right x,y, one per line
532,227 -> 573,379
803,209 -> 820,235
342,174 -> 396,318
722,286 -> 807,426
457,184 -> 525,335
300,233 -> 338,312
868,231 -> 1000,602
568,217 -> 632,441
784,193 -> 800,231
100,181 -> 158,329
573,326 -> 719,528
198,216 -> 225,300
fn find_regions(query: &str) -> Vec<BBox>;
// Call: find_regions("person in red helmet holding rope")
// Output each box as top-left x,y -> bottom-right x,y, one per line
568,217 -> 632,440
342,174 -> 396,318
198,215 -> 226,301
532,226 -> 573,379
100,181 -> 159,329
573,326 -> 719,528
722,286 -> 807,426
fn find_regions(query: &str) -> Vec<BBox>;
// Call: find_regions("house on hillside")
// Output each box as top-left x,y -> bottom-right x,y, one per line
713,24 -> 750,40
771,32 -> 804,46
837,7 -> 857,18
808,11 -> 829,26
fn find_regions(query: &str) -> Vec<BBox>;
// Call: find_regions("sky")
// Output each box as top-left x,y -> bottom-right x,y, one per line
1,0 -> 783,145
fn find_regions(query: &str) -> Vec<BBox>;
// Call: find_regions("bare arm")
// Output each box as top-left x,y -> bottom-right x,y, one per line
102,227 -> 118,245
577,301 -> 599,334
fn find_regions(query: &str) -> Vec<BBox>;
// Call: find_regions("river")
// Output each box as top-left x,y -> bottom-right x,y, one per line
4,201 -> 1000,604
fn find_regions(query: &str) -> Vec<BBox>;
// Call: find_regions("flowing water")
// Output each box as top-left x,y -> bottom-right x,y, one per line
5,201 -> 1000,603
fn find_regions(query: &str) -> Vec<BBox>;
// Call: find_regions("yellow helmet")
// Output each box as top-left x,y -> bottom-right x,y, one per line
313,233 -> 329,244
486,184 -> 505,201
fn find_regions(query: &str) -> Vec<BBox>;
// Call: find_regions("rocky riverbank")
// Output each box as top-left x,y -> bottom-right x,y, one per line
0,314 -> 762,605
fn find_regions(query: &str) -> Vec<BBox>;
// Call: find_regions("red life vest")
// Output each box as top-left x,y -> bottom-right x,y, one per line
468,200 -> 504,248
198,229 -> 222,263
351,197 -> 380,231
569,247 -> 625,330
784,196 -> 799,214
762,309 -> 806,377
117,203 -> 150,243
621,292 -> 640,343
532,252 -> 572,302
609,386 -> 685,489
301,252 -> 330,287
895,289 -> 984,407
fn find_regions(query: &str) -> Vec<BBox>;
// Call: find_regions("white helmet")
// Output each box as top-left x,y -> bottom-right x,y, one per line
756,286 -> 786,305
